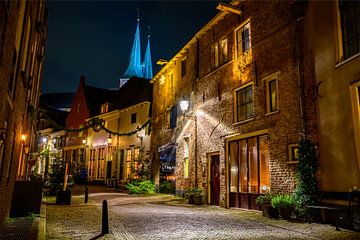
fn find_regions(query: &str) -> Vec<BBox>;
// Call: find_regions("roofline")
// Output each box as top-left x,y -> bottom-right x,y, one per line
151,0 -> 240,83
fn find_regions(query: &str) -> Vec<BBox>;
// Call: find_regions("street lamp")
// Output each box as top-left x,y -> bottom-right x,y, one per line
107,134 -> 112,145
179,99 -> 190,114
21,134 -> 27,142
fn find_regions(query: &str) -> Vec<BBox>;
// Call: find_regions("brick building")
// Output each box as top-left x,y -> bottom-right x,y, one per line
151,0 -> 318,209
0,0 -> 47,222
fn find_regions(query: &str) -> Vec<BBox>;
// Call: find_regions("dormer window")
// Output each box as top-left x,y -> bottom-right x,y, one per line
100,103 -> 109,113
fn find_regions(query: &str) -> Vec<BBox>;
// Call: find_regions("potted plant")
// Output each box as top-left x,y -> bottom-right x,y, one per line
256,192 -> 279,218
193,188 -> 204,205
186,187 -> 195,204
271,194 -> 294,220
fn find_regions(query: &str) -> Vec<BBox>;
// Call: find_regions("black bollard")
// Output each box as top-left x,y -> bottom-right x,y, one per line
84,187 -> 88,203
102,200 -> 109,234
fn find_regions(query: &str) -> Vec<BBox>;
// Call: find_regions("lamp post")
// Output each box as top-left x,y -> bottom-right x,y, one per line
179,97 -> 199,188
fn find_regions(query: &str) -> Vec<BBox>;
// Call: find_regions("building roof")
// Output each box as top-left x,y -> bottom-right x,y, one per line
40,92 -> 75,110
84,76 -> 152,117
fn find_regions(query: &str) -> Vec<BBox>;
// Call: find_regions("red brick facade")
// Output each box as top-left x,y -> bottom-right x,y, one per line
151,0 -> 318,208
0,0 -> 47,222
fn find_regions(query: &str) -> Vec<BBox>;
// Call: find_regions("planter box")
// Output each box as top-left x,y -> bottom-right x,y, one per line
194,195 -> 203,205
188,194 -> 194,204
56,190 -> 72,205
279,207 -> 293,220
10,181 -> 44,217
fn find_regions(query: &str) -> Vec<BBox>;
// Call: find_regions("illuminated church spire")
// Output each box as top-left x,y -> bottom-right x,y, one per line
123,17 -> 143,78
142,33 -> 153,79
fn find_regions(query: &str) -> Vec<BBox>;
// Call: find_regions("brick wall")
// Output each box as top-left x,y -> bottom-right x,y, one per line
0,0 -> 47,223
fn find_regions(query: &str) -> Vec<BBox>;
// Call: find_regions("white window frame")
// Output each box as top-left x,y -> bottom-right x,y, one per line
235,20 -> 251,58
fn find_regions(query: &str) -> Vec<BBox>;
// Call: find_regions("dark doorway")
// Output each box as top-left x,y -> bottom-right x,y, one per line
106,161 -> 112,179
210,154 -> 220,205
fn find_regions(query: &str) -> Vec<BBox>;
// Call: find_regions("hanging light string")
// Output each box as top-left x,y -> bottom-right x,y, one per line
39,110 -> 150,137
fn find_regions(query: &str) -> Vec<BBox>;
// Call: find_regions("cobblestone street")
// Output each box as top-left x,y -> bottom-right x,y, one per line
45,188 -> 360,240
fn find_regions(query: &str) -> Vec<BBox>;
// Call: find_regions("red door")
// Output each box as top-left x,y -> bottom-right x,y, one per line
210,155 -> 220,205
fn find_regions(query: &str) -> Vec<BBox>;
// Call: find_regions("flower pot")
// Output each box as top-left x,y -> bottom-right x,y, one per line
188,194 -> 194,204
193,195 -> 203,205
56,190 -> 72,205
279,207 -> 293,220
261,204 -> 279,218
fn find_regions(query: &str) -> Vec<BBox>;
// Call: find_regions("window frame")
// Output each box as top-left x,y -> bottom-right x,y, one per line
338,0 -> 360,60
234,82 -> 254,123
213,38 -> 228,68
130,112 -> 137,124
235,20 -> 251,58
263,72 -> 280,115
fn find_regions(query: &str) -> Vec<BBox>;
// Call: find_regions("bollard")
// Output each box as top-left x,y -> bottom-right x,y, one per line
102,200 -> 109,234
84,187 -> 88,203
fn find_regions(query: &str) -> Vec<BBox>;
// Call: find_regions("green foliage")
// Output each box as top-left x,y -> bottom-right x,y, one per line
271,194 -> 294,209
159,180 -> 175,194
186,187 -> 203,196
293,139 -> 319,215
126,179 -> 155,194
46,158 -> 74,195
255,192 -> 273,205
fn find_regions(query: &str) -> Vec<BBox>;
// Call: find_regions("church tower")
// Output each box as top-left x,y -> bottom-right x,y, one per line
120,16 -> 153,88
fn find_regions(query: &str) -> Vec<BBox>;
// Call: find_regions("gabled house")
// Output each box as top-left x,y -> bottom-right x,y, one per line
150,0 -> 318,209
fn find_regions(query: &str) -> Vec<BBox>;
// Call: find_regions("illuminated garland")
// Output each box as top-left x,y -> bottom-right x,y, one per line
40,111 -> 151,137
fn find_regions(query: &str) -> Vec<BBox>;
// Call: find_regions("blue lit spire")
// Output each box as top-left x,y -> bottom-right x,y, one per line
142,34 -> 153,79
124,18 -> 143,78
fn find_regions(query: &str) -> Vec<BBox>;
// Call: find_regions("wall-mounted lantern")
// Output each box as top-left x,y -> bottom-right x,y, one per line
179,98 -> 190,114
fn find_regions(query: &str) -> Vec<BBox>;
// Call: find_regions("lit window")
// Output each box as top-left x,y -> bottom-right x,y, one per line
126,149 -> 132,178
100,103 -> 109,114
339,0 -> 360,59
168,105 -> 177,129
236,22 -> 251,57
265,77 -> 279,113
288,144 -> 299,163
131,113 -> 137,124
214,39 -> 228,68
235,84 -> 254,122
184,138 -> 189,178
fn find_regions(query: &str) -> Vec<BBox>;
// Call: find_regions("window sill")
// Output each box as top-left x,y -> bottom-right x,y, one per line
265,110 -> 279,117
233,117 -> 254,126
335,52 -> 360,68
287,161 -> 299,165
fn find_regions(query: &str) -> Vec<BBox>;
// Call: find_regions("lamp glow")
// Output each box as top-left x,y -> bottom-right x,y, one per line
20,134 -> 27,142
179,99 -> 189,113
107,134 -> 112,145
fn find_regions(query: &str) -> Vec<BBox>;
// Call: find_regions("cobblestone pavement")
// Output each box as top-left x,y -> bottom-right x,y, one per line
46,187 -> 360,240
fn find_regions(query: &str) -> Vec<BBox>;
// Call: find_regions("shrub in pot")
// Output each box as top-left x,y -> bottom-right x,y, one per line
256,193 -> 279,218
186,187 -> 195,204
193,188 -> 204,205
271,194 -> 294,220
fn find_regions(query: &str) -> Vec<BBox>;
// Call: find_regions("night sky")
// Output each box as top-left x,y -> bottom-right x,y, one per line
42,0 -> 224,93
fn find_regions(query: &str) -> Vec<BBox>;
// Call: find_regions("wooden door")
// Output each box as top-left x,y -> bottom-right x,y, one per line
210,154 -> 220,205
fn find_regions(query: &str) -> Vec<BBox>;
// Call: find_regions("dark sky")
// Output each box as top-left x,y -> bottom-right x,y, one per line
42,0 -> 224,93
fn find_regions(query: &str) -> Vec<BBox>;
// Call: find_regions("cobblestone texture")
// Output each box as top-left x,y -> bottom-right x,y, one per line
46,187 -> 360,239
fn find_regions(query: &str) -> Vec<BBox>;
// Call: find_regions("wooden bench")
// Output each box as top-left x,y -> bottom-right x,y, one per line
307,191 -> 360,231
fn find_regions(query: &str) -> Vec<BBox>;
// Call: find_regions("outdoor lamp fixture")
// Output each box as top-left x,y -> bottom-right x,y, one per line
179,98 -> 190,114
107,134 -> 112,145
20,134 -> 27,142
42,137 -> 47,144
82,138 -> 87,145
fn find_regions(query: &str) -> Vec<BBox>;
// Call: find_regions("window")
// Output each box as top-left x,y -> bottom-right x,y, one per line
77,103 -> 81,113
184,138 -> 189,178
168,105 -> 177,129
235,84 -> 254,122
214,39 -> 228,68
134,148 -> 140,178
100,103 -> 109,114
288,144 -> 299,163
264,74 -> 279,114
126,149 -> 132,178
181,57 -> 187,77
236,22 -> 251,57
339,0 -> 360,59
89,149 -> 96,178
229,135 -> 270,197
131,113 -> 137,124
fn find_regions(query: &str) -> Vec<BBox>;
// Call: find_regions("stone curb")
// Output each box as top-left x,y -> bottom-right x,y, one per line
37,203 -> 46,240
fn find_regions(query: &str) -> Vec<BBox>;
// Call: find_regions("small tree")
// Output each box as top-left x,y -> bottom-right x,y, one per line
293,139 -> 319,215
46,157 -> 66,195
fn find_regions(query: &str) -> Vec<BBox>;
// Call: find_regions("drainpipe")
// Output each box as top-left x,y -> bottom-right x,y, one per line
194,111 -> 198,188
295,19 -> 306,138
